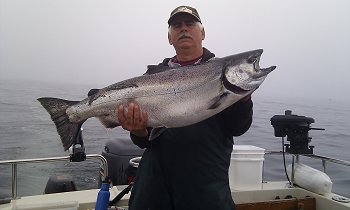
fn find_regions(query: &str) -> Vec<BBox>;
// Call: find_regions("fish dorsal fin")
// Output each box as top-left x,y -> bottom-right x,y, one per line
88,88 -> 100,96
107,83 -> 138,91
146,65 -> 175,75
88,83 -> 138,105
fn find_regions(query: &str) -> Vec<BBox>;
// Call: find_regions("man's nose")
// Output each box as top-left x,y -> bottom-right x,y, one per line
178,21 -> 190,31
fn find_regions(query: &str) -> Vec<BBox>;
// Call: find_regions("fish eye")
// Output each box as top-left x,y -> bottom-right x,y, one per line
247,55 -> 258,64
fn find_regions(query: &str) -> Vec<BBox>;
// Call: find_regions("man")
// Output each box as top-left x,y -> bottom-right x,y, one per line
117,6 -> 253,210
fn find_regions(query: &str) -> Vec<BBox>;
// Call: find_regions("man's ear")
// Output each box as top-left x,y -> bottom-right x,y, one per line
202,28 -> 205,40
168,32 -> 173,45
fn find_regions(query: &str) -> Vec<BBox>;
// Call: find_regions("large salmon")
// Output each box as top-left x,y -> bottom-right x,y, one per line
38,49 -> 275,150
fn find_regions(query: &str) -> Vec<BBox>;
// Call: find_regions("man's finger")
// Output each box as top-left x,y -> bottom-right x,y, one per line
127,103 -> 135,122
133,104 -> 140,124
117,105 -> 126,123
141,112 -> 148,127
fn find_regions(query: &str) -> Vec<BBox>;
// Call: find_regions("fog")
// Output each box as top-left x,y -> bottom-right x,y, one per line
1,0 -> 349,101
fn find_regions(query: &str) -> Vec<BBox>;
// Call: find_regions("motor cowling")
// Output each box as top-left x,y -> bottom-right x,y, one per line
270,110 -> 324,154
100,138 -> 144,186
44,175 -> 77,194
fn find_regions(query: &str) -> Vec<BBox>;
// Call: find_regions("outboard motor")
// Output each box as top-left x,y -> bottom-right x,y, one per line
44,175 -> 77,194
270,110 -> 324,154
270,111 -> 333,195
100,138 -> 144,186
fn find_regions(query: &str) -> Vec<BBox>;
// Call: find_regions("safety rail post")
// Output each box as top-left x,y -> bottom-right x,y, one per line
322,159 -> 326,173
12,163 -> 17,199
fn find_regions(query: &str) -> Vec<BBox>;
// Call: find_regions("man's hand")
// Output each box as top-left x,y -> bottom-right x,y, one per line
117,103 -> 149,137
240,94 -> 252,102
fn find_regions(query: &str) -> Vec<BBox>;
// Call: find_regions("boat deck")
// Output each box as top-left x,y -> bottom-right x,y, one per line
1,181 -> 349,210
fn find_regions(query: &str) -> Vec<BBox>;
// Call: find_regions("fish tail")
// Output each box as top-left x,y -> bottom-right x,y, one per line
37,97 -> 83,151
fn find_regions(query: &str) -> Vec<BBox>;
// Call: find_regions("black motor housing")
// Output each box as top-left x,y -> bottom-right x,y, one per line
44,175 -> 77,194
270,110 -> 323,154
101,138 -> 144,186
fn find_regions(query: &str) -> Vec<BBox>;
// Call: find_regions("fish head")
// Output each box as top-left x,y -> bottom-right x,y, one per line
222,49 -> 276,93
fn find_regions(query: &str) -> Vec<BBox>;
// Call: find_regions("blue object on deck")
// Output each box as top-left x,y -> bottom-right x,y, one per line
95,182 -> 110,210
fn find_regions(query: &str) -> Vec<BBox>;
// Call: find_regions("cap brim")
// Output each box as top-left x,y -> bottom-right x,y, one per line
168,12 -> 201,25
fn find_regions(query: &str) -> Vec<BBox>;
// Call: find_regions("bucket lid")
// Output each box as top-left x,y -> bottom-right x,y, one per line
232,145 -> 265,154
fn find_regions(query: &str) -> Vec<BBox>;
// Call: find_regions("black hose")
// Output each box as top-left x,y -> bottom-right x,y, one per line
109,183 -> 133,206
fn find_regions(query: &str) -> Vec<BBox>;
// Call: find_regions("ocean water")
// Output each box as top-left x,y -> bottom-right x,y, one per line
0,79 -> 349,199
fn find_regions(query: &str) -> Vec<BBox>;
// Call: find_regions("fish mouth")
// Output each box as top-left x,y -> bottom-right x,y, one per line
239,65 -> 275,91
253,66 -> 276,79
236,65 -> 275,92
230,58 -> 276,93
250,50 -> 276,78
223,49 -> 276,94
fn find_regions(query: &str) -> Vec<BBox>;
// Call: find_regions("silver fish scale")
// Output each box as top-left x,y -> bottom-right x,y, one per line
65,50 -> 274,128
38,49 -> 275,150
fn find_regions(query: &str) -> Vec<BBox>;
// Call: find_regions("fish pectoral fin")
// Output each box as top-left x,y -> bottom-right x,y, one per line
208,92 -> 230,110
98,115 -> 120,128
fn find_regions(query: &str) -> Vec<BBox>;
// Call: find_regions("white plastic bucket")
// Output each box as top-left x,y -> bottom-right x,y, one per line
229,145 -> 265,190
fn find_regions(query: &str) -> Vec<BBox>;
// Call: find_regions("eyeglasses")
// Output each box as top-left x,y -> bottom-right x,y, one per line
170,20 -> 197,30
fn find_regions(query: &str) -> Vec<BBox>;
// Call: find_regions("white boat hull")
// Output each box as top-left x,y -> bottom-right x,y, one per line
1,181 -> 349,210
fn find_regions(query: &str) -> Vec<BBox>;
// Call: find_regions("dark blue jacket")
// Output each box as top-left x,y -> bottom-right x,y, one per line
129,48 -> 253,210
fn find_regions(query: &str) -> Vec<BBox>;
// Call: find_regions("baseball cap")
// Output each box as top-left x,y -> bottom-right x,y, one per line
168,6 -> 201,25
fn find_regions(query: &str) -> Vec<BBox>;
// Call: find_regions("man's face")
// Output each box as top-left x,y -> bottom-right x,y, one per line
168,14 -> 205,51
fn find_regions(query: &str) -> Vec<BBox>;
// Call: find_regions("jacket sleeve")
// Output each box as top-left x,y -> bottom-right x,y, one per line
130,127 -> 152,149
220,97 -> 253,137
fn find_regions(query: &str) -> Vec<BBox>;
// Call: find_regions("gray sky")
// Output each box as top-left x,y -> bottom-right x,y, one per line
1,0 -> 349,101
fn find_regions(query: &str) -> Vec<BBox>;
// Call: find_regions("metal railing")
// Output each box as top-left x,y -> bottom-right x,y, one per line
265,151 -> 350,186
1,151 -> 349,201
0,154 -> 108,199
265,151 -> 350,171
